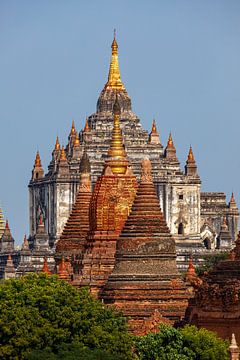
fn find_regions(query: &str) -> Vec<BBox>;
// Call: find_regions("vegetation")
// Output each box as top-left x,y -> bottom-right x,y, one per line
0,274 -> 132,360
134,324 -> 229,360
0,274 -> 229,360
195,253 -> 229,276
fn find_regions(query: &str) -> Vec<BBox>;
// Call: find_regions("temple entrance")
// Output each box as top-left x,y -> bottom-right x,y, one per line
178,222 -> 184,235
204,238 -> 211,250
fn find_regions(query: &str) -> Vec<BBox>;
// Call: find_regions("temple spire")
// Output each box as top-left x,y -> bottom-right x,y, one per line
70,120 -> 76,135
105,31 -> 125,90
35,151 -> 42,167
106,95 -> 128,174
55,136 -> 60,151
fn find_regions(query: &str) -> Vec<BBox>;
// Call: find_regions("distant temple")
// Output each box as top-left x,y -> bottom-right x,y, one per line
27,34 -> 238,268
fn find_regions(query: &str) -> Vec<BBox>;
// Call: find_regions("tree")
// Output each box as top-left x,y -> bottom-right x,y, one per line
134,324 -> 229,360
0,274 -> 133,360
196,253 -> 228,276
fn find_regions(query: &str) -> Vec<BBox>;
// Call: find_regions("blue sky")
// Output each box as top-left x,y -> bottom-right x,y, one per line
0,0 -> 240,244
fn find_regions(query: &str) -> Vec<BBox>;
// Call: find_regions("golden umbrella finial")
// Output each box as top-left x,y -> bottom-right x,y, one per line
70,120 -> 76,135
55,136 -> 60,151
151,119 -> 157,134
107,94 -> 128,174
105,31 -> 125,90
167,133 -> 174,148
35,151 -> 42,167
187,145 -> 195,162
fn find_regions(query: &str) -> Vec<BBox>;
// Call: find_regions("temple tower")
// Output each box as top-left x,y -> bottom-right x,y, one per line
56,150 -> 92,259
0,207 -> 5,238
79,96 -> 138,294
0,221 -> 14,253
102,159 -> 189,334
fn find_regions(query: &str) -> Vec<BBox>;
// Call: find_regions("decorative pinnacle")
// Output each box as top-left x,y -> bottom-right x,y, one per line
5,219 -> 9,230
84,118 -> 90,132
105,32 -> 125,90
55,136 -> 61,151
60,146 -> 67,161
187,146 -> 195,162
74,132 -> 80,147
167,133 -> 174,148
42,257 -> 51,275
151,119 -> 157,134
70,120 -> 76,135
230,192 -> 236,203
229,333 -> 239,350
108,95 -> 126,159
35,151 -> 42,167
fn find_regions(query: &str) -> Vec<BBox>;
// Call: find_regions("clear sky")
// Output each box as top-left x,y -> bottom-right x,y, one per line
0,0 -> 240,244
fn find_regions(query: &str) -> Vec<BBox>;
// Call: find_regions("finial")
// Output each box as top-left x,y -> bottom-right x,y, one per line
34,151 -> 42,167
5,219 -> 9,230
22,234 -> 29,251
74,132 -> 80,147
106,94 -> 128,174
151,119 -> 157,134
84,118 -> 90,132
114,28 -> 116,39
167,133 -> 174,148
105,31 -> 125,90
230,192 -> 236,203
187,146 -> 195,162
55,136 -> 61,151
60,146 -> 67,161
70,120 -> 76,135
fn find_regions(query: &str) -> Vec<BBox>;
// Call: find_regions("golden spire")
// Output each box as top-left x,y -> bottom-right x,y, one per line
84,118 -> 90,132
74,132 -> 80,147
151,119 -> 157,134
105,31 -> 125,91
34,151 -> 42,167
167,133 -> 174,148
70,120 -> 76,135
187,146 -> 195,162
55,136 -> 60,151
60,146 -> 67,161
106,95 -> 128,174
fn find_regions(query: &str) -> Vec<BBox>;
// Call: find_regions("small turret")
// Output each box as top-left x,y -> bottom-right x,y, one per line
42,257 -> 51,275
58,256 -> 70,280
165,133 -> 178,161
148,119 -> 161,145
216,217 -> 232,249
229,193 -> 238,210
32,151 -> 44,180
32,215 -> 49,251
3,254 -> 15,279
72,132 -> 81,160
21,234 -> 30,252
185,146 -> 198,176
57,146 -> 69,176
0,220 -> 15,253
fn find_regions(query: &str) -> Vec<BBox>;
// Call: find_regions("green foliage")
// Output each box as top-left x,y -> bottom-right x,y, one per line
27,344 -> 126,360
196,253 -> 229,276
133,324 -> 229,360
0,274 -> 133,360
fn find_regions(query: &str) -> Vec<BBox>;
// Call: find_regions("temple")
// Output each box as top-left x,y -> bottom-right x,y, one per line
27,34 -> 238,268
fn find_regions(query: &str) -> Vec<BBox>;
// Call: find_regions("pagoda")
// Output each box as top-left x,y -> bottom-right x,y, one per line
78,95 -> 138,294
186,232 -> 240,343
102,159 -> 189,334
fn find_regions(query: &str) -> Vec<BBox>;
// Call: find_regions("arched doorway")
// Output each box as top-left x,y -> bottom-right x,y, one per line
178,222 -> 184,235
203,237 -> 211,250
